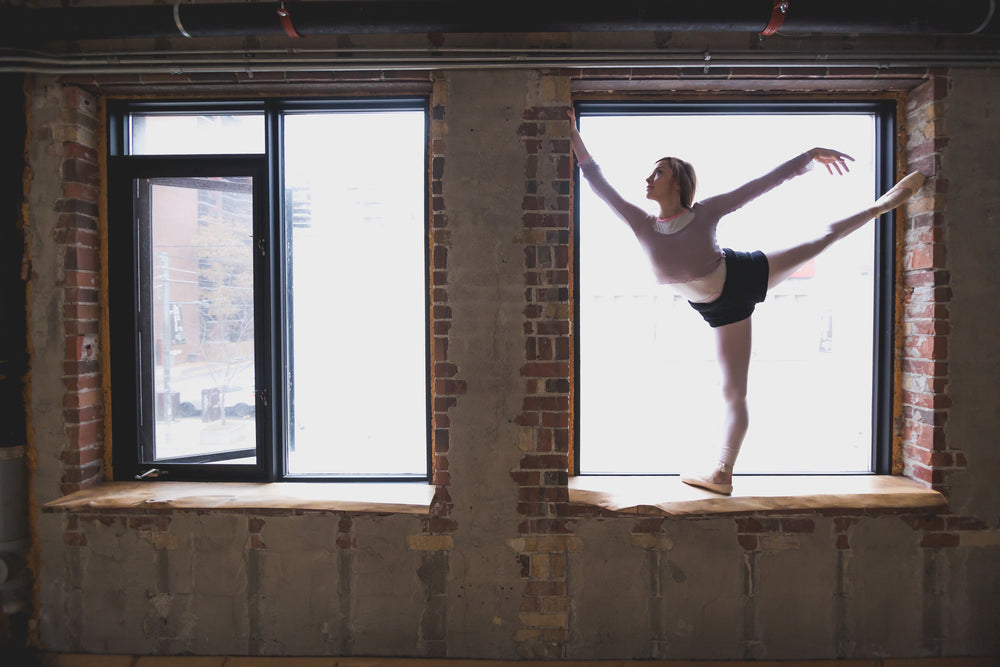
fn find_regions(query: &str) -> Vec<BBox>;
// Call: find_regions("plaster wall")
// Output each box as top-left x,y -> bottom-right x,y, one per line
941,69 -> 1000,519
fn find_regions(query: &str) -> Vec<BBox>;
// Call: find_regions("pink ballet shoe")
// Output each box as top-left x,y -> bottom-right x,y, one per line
873,172 -> 925,213
681,464 -> 734,496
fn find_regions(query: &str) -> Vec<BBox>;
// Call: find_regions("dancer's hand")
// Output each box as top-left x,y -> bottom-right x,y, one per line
566,109 -> 591,163
807,147 -> 854,175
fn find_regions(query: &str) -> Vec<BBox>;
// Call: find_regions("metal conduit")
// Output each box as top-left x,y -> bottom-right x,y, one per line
3,48 -> 1000,76
0,49 -> 1000,76
0,0 -> 997,44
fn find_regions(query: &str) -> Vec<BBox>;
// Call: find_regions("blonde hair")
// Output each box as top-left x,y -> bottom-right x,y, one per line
657,157 -> 697,209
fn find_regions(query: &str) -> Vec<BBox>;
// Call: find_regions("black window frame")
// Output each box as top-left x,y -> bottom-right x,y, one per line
108,98 -> 432,483
571,99 -> 897,477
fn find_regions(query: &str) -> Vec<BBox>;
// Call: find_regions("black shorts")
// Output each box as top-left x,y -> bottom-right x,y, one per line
688,248 -> 769,328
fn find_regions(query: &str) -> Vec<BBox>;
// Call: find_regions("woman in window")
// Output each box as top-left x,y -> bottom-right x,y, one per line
567,110 -> 923,495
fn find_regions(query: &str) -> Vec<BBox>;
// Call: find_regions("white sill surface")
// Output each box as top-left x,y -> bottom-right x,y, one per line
43,481 -> 436,515
569,474 -> 947,516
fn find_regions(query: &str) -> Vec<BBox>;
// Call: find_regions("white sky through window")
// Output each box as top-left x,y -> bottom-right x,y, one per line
284,111 -> 427,477
578,112 -> 877,475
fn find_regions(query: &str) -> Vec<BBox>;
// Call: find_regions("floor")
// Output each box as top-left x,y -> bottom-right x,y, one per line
31,655 -> 1000,667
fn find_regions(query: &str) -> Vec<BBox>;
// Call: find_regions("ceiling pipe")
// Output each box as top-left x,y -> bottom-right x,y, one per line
0,0 -> 997,45
5,47 -> 1000,76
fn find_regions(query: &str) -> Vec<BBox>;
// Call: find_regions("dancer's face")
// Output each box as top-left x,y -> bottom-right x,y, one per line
645,160 -> 680,205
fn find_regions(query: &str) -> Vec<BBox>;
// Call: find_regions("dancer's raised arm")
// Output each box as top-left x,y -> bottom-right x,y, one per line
807,147 -> 854,175
704,147 -> 854,217
566,109 -> 591,164
566,110 -> 651,230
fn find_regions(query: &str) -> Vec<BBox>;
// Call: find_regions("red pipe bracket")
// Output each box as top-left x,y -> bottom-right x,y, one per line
277,0 -> 302,38
760,0 -> 789,37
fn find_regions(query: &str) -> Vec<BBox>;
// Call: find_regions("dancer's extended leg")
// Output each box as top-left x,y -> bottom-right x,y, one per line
768,172 -> 924,288
681,316 -> 752,495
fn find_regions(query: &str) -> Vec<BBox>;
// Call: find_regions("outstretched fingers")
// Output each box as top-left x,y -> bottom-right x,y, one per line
808,147 -> 855,176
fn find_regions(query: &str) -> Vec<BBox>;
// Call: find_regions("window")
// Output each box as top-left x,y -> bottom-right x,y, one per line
573,101 -> 895,476
109,100 -> 430,481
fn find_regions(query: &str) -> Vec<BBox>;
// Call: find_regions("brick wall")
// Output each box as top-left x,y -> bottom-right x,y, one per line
509,101 -> 575,658
54,86 -> 105,496
899,74 -> 957,494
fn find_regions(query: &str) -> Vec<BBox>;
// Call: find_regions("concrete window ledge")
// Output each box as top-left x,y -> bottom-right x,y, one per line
568,474 -> 947,517
42,481 -> 436,515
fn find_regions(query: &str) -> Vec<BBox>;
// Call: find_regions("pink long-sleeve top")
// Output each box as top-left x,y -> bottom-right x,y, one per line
578,152 -> 813,285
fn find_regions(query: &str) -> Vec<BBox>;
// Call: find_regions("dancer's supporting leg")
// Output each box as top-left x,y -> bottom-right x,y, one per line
681,316 -> 752,496
682,171 -> 924,495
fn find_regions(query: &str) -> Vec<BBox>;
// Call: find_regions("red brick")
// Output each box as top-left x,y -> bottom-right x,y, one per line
64,531 -> 88,547
64,422 -> 101,451
920,532 -> 959,548
903,334 -> 947,361
946,516 -> 988,531
518,454 -> 567,470
63,303 -> 100,322
63,388 -> 102,410
63,270 -> 99,289
434,379 -> 467,395
434,429 -> 450,452
522,396 -> 569,412
521,362 -> 570,378
511,470 -> 541,486
737,517 -> 780,533
631,518 -> 664,534
780,518 -> 816,533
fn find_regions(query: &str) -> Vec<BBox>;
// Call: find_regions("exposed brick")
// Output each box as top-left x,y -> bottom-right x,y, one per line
780,518 -> 816,534
920,532 -> 960,548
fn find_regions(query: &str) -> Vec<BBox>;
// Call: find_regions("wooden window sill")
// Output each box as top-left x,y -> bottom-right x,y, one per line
568,474 -> 947,516
42,480 -> 436,515
42,476 -> 946,519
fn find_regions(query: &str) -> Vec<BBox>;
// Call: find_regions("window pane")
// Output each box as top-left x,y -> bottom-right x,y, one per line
130,114 -> 264,155
284,111 -> 427,477
579,113 -> 877,475
140,176 -> 257,464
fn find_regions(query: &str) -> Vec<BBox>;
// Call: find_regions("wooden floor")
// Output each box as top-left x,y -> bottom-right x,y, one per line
34,655 -> 1000,667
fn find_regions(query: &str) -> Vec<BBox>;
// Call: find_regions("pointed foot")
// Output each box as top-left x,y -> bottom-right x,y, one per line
874,172 -> 925,214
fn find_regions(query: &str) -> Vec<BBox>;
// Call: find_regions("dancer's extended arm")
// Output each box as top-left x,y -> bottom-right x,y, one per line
567,110 -> 650,230
705,147 -> 854,216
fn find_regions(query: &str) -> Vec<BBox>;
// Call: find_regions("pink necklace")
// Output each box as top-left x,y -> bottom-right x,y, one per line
656,209 -> 690,223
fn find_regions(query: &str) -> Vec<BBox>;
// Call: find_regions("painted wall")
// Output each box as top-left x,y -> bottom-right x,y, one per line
20,63 -> 1000,660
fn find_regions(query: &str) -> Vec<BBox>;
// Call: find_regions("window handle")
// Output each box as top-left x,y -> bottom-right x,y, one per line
135,468 -> 165,480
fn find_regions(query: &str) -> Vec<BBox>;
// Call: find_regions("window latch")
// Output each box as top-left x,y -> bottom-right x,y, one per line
135,468 -> 166,480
